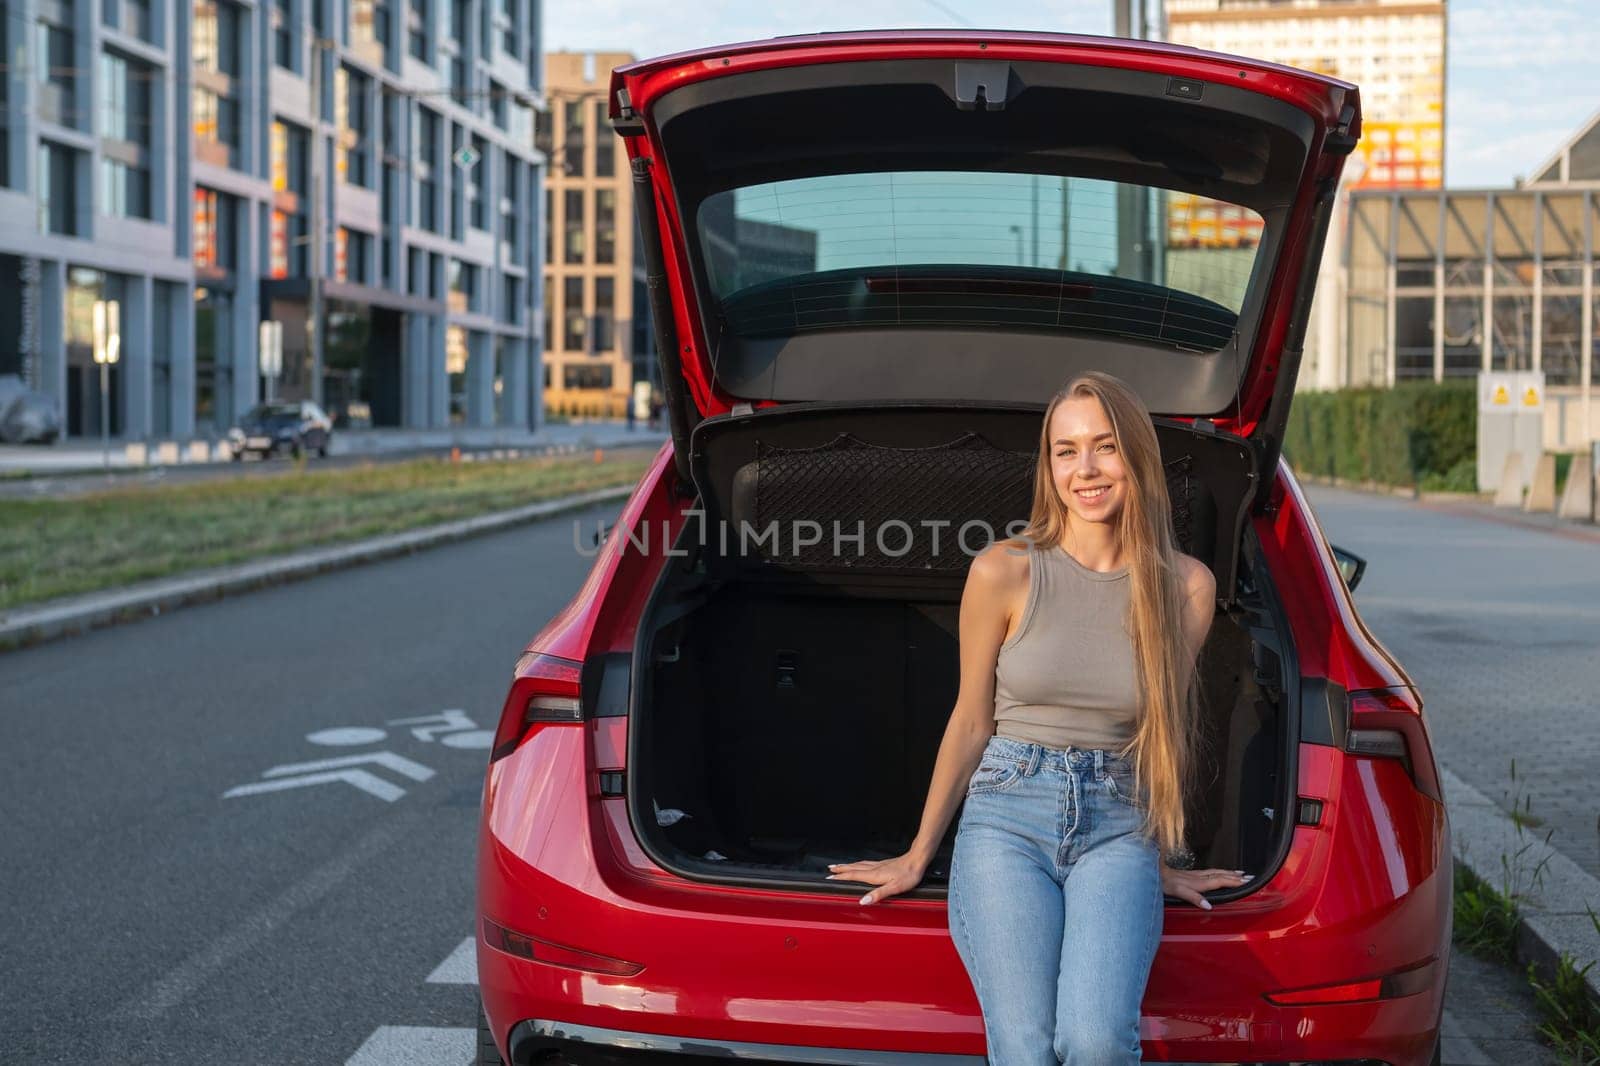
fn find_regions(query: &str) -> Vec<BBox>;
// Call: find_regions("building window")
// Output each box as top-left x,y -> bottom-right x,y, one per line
595,188 -> 615,264
99,50 -> 154,219
594,277 -> 614,353
447,325 -> 469,422
195,286 -> 234,432
104,0 -> 154,42
562,98 -> 585,176
407,0 -> 428,60
351,0 -> 383,62
469,135 -> 487,230
489,80 -> 508,131
535,104 -> 553,161
449,0 -> 466,41
194,1 -> 243,76
448,259 -> 479,313
564,276 -> 585,351
563,189 -> 584,264
271,120 -> 310,195
336,66 -> 373,187
502,154 -> 520,257
563,364 -> 612,390
417,108 -> 440,231
593,100 -> 613,177
337,227 -> 373,283
101,159 -> 151,219
273,0 -> 294,70
193,187 -> 238,272
503,275 -> 522,325
39,142 -> 79,235
499,0 -> 517,55
543,274 -> 554,350
544,187 -> 554,265
35,18 -> 76,127
194,0 -> 246,164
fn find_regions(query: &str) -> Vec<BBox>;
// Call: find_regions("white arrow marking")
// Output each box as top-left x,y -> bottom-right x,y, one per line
262,751 -> 435,782
222,752 -> 435,802
223,769 -> 407,802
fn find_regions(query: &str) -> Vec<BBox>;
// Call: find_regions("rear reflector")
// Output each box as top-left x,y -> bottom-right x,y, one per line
482,917 -> 643,977
1265,958 -> 1439,1005
490,653 -> 584,761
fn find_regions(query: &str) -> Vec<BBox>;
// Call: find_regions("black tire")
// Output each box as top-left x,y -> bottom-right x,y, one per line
477,1002 -> 505,1066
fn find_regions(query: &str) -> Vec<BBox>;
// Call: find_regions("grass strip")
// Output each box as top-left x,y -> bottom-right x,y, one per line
1,452 -> 653,612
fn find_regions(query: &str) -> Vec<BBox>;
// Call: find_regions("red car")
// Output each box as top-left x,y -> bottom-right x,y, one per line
478,30 -> 1449,1066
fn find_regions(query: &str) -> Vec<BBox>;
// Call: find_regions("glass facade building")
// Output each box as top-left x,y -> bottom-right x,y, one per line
0,0 -> 546,443
1344,113 -> 1600,449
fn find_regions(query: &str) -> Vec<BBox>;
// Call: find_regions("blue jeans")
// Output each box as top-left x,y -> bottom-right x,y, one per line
947,735 -> 1164,1065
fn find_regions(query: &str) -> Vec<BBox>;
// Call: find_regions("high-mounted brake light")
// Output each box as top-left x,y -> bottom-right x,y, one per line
482,917 -> 643,976
489,653 -> 583,761
1265,957 -> 1438,1005
1345,688 -> 1442,802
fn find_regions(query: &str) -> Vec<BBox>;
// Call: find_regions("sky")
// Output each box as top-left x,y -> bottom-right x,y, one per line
542,0 -> 1600,190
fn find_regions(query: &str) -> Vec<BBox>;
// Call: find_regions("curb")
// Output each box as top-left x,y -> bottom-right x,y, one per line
0,484 -> 636,655
1441,764 -> 1600,1012
1301,474 -> 1600,544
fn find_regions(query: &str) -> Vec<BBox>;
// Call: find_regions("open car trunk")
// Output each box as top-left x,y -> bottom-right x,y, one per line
626,404 -> 1297,895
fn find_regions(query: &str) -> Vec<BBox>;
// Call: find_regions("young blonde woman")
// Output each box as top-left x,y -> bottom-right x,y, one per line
827,370 -> 1252,1064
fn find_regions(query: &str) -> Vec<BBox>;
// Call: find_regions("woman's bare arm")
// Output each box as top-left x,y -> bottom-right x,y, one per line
827,540 -> 1021,903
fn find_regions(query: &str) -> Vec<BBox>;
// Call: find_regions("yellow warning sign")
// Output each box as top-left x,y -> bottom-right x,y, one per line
1492,385 -> 1509,405
1523,387 -> 1541,406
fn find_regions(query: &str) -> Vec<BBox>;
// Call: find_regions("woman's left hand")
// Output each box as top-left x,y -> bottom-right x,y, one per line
1161,865 -> 1252,909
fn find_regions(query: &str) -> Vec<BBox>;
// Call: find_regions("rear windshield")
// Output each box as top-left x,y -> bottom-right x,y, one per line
696,171 -> 1264,352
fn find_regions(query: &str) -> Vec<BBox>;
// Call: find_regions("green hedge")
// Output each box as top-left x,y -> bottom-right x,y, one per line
1282,382 -> 1476,489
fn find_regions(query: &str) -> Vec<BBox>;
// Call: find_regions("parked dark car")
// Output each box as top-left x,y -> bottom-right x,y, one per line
227,401 -> 333,460
0,374 -> 62,444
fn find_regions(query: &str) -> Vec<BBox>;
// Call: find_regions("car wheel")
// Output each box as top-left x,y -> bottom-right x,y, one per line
317,438 -> 328,458
476,1002 -> 505,1066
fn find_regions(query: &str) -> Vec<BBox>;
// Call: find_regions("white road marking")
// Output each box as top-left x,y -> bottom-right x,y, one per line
426,937 -> 478,985
109,818 -> 409,1022
307,727 -> 388,746
222,752 -> 435,802
263,751 -> 435,782
223,768 -> 407,802
389,709 -> 477,743
344,1026 -> 474,1066
440,729 -> 493,750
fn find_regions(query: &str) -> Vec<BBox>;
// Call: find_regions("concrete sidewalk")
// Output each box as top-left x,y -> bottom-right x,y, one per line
1443,765 -> 1600,1018
0,419 -> 669,475
0,483 -> 635,653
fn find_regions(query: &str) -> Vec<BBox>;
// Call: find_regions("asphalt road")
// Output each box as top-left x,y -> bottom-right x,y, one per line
0,487 -> 1570,1064
0,499 -> 624,1064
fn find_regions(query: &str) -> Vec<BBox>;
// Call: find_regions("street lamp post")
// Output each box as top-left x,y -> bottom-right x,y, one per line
92,299 -> 121,475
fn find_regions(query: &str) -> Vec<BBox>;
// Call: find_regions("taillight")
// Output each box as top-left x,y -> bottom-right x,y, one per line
1346,687 -> 1441,802
1265,957 -> 1439,1005
481,917 -> 643,976
489,652 -> 583,761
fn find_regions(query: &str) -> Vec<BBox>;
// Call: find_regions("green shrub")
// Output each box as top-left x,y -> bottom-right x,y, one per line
1284,382 -> 1476,488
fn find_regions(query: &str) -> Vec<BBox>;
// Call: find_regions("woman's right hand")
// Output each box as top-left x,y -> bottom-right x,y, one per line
826,853 -> 929,906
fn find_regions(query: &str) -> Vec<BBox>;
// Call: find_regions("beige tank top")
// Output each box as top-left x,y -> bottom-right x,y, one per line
992,539 -> 1141,753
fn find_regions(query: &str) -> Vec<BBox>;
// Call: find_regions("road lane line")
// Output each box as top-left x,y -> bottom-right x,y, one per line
426,937 -> 477,985
108,818 -> 409,1022
345,1026 -> 474,1066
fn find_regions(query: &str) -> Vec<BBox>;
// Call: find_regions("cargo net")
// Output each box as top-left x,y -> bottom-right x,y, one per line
746,431 -> 1203,574
750,431 -> 1033,573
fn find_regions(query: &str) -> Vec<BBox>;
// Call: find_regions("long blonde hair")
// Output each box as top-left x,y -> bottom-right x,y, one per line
1014,370 -> 1200,864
